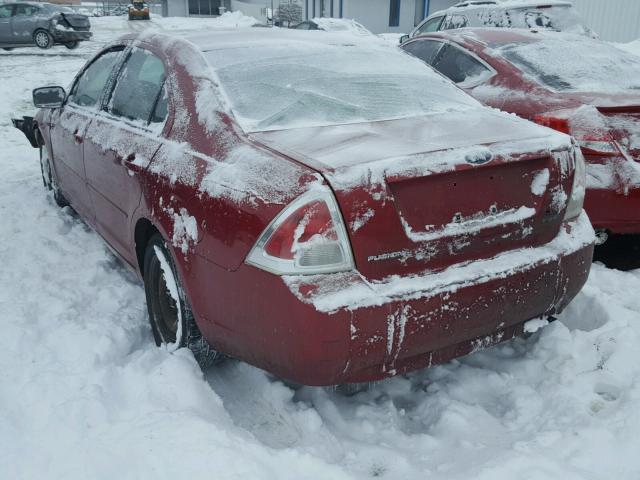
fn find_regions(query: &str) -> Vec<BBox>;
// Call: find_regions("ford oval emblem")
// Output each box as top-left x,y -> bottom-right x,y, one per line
465,151 -> 493,165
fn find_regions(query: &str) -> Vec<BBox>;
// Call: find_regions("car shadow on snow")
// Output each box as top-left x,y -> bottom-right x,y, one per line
593,234 -> 640,271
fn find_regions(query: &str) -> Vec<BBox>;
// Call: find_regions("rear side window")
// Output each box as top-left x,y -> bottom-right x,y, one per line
109,48 -> 166,124
432,44 -> 491,84
442,15 -> 468,30
68,49 -> 123,108
0,5 -> 12,17
416,15 -> 443,34
14,4 -> 39,16
402,40 -> 443,65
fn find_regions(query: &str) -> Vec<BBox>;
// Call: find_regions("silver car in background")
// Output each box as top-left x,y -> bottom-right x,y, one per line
0,2 -> 92,50
401,0 -> 595,43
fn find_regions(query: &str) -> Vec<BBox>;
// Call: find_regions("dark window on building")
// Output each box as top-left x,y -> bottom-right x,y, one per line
389,0 -> 401,27
188,0 -> 220,16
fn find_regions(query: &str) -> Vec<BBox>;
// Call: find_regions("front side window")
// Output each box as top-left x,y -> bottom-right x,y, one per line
432,44 -> 491,84
0,5 -> 13,17
108,48 -> 166,123
416,15 -> 444,34
402,39 -> 443,65
68,49 -> 123,108
150,85 -> 168,124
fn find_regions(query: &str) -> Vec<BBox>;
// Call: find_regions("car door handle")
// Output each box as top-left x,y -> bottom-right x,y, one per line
73,129 -> 83,144
116,152 -> 136,164
117,153 -> 143,175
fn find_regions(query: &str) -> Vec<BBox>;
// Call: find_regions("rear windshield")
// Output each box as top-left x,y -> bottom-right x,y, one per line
501,35 -> 640,93
204,42 -> 479,132
472,6 -> 589,35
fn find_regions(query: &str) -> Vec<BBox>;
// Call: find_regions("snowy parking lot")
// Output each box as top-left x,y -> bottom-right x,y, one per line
1,16 -> 640,480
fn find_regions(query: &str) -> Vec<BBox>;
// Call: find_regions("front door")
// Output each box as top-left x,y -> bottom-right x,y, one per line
83,47 -> 168,265
11,4 -> 40,44
50,47 -> 124,223
0,5 -> 14,43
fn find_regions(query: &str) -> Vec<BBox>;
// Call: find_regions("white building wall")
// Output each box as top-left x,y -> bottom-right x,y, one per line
342,0 -> 418,34
167,0 -> 188,16
231,0 -> 267,22
426,0 -> 456,16
570,0 -> 640,42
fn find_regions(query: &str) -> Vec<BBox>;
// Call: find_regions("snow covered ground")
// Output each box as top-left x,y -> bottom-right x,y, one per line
1,17 -> 640,480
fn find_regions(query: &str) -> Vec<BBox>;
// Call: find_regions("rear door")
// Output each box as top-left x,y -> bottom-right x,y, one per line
50,47 -> 124,223
83,47 -> 168,265
11,4 -> 40,44
0,4 -> 14,43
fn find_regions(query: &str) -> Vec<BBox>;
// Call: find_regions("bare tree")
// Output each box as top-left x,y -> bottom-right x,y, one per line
277,1 -> 303,27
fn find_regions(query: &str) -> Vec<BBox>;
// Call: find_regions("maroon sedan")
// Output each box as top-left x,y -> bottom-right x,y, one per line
15,30 -> 593,385
401,28 -> 640,241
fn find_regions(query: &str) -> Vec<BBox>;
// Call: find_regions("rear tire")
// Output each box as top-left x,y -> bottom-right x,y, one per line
2,47 -> 14,51
143,233 -> 222,368
33,30 -> 53,49
40,145 -> 68,207
64,41 -> 79,50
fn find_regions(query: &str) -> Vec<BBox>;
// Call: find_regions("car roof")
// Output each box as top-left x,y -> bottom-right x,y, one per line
428,0 -> 573,19
180,28 -> 381,51
428,27 -> 568,45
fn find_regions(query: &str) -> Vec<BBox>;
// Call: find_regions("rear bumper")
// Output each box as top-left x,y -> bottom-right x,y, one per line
585,186 -> 640,234
128,11 -> 150,18
52,30 -> 92,42
584,157 -> 640,234
190,213 -> 594,386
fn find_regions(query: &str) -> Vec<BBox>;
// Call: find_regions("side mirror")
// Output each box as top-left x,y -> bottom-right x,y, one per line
399,34 -> 409,44
33,86 -> 66,108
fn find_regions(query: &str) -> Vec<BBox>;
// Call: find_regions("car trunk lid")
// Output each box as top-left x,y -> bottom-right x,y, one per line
61,13 -> 90,30
594,105 -> 640,160
251,110 -> 575,280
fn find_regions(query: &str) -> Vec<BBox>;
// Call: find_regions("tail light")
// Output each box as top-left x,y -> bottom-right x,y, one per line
533,113 -> 619,156
564,145 -> 586,221
533,114 -> 587,220
533,114 -> 570,135
246,187 -> 355,275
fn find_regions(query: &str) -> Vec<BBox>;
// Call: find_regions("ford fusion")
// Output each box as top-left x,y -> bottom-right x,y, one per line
14,30 -> 594,385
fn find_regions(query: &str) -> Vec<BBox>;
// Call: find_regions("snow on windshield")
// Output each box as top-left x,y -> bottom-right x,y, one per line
204,43 -> 480,132
500,34 -> 640,93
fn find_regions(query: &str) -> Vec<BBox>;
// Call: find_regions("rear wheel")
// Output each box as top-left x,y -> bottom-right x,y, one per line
64,41 -> 79,50
2,47 -> 14,51
143,233 -> 222,368
40,145 -> 68,207
33,30 -> 53,49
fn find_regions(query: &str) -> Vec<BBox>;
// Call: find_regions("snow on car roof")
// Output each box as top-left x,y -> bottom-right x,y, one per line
429,0 -> 573,20
183,27 -> 383,52
310,17 -> 373,35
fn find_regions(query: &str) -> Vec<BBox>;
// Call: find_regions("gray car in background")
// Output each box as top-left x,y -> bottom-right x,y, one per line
0,2 -> 92,50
